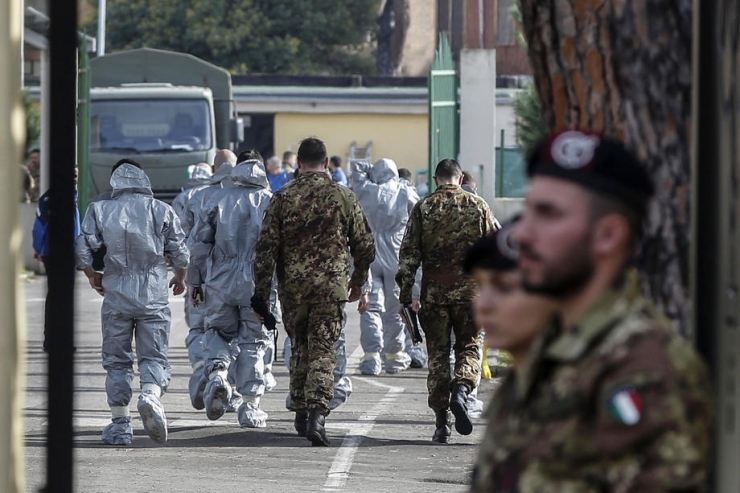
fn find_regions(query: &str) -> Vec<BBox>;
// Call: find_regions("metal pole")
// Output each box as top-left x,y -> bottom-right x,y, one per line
97,0 -> 105,56
77,46 -> 90,214
497,129 -> 505,197
0,0 -> 27,489
47,0 -> 78,489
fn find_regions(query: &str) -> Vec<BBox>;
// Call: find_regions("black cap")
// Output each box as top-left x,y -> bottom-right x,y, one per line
527,130 -> 654,215
463,219 -> 519,273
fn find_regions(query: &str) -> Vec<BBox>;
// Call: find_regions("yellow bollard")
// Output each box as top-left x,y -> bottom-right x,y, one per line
481,341 -> 492,379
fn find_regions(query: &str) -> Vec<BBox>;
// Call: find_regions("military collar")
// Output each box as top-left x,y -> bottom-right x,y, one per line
298,170 -> 331,180
434,183 -> 460,192
543,269 -> 645,362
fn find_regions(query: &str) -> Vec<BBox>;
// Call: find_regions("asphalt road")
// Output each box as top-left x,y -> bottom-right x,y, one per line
22,272 -> 499,493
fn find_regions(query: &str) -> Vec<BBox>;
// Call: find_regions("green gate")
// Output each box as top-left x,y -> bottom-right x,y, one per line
428,33 -> 459,193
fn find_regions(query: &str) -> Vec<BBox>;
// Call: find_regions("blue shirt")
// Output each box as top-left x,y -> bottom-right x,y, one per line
32,190 -> 82,258
268,170 -> 289,192
332,167 -> 348,187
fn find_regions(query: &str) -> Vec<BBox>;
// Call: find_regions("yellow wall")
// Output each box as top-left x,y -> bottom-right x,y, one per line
274,113 -> 429,176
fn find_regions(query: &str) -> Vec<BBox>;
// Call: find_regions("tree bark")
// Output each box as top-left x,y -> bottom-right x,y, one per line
519,0 -> 693,336
376,0 -> 409,76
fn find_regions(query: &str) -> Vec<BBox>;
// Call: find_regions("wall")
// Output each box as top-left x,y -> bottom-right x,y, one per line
400,0 -> 438,76
274,113 -> 429,174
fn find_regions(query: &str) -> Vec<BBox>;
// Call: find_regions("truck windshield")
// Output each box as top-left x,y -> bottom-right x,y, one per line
90,99 -> 212,153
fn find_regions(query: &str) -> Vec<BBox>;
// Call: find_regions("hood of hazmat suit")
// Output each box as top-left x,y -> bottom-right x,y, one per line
173,167 -> 213,235
75,163 -> 189,314
182,162 -> 235,282
186,159 -> 272,305
351,158 -> 420,272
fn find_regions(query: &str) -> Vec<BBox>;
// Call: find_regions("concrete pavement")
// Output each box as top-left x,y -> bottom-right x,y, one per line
23,272 -> 500,492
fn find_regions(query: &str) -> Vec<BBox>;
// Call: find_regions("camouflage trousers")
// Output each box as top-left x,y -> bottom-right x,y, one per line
419,303 -> 482,412
282,301 -> 345,416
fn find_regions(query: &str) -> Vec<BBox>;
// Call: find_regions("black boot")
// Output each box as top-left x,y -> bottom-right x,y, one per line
306,409 -> 330,446
294,411 -> 309,437
450,384 -> 473,435
432,409 -> 452,443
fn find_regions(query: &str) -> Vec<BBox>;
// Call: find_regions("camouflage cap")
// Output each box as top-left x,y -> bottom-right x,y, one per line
527,130 -> 655,214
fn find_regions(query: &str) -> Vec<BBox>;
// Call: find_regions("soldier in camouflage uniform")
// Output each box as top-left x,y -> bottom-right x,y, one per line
469,130 -> 713,492
253,137 -> 375,446
396,158 -> 497,443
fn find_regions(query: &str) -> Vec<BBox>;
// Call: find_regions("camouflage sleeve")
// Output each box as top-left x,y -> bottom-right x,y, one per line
396,202 -> 422,304
185,204 -> 215,286
347,198 -> 375,288
163,207 -> 189,271
482,201 -> 499,235
253,196 -> 282,299
593,335 -> 713,491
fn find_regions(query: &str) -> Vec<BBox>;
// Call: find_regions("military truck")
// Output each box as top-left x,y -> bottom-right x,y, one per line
88,48 -> 243,202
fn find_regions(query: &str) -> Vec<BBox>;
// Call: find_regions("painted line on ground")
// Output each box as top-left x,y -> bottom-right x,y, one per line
322,375 -> 404,491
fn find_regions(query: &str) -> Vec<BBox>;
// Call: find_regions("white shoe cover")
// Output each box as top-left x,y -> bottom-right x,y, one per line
225,388 -> 243,413
238,402 -> 268,428
264,372 -> 278,392
101,416 -> 133,446
329,376 -> 353,410
467,394 -> 485,419
137,392 -> 168,444
204,375 -> 232,421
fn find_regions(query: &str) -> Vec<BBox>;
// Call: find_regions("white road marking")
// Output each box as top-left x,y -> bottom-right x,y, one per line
322,375 -> 404,491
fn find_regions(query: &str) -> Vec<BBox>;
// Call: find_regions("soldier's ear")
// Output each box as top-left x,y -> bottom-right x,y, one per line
592,214 -> 629,258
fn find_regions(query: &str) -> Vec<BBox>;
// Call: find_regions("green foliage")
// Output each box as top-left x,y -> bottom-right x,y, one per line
509,1 -> 527,50
513,83 -> 547,157
22,91 -> 40,159
82,0 -> 380,75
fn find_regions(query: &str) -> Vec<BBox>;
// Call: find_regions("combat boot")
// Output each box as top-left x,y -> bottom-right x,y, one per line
306,409 -> 330,446
432,409 -> 452,444
450,384 -> 473,435
294,411 -> 309,437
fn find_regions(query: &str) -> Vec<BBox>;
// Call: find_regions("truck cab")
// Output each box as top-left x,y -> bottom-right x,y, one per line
87,48 -> 241,203
90,84 -> 217,202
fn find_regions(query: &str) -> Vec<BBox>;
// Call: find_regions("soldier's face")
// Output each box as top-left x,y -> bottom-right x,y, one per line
514,177 -> 596,298
472,269 -> 555,357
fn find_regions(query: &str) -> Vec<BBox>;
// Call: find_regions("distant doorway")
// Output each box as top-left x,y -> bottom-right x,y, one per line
236,113 -> 274,159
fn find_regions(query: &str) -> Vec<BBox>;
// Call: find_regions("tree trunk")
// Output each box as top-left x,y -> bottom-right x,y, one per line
376,0 -> 409,76
519,0 -> 693,336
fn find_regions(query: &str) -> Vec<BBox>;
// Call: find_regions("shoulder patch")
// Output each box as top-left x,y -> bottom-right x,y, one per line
607,388 -> 642,426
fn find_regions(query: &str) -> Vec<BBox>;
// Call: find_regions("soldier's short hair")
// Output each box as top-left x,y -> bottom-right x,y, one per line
298,137 -> 327,166
434,159 -> 463,180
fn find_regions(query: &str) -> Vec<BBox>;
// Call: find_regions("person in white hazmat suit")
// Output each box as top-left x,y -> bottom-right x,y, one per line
187,155 -> 274,427
351,158 -> 427,375
172,162 -> 212,366
76,161 -> 189,445
183,157 -> 247,413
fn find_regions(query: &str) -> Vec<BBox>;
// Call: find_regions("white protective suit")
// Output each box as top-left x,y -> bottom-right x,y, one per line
187,159 -> 273,427
172,165 -> 212,335
181,163 -> 241,411
351,158 -> 425,374
76,164 -> 189,445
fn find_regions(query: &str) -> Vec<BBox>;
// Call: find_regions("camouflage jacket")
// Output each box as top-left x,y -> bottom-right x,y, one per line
470,269 -> 713,493
396,184 -> 496,304
253,171 -> 375,304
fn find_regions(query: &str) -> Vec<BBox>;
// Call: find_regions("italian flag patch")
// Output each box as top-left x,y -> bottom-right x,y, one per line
607,389 -> 642,426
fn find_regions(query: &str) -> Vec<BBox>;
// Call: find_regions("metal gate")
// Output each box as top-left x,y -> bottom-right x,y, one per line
428,33 -> 458,193
695,1 -> 740,491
